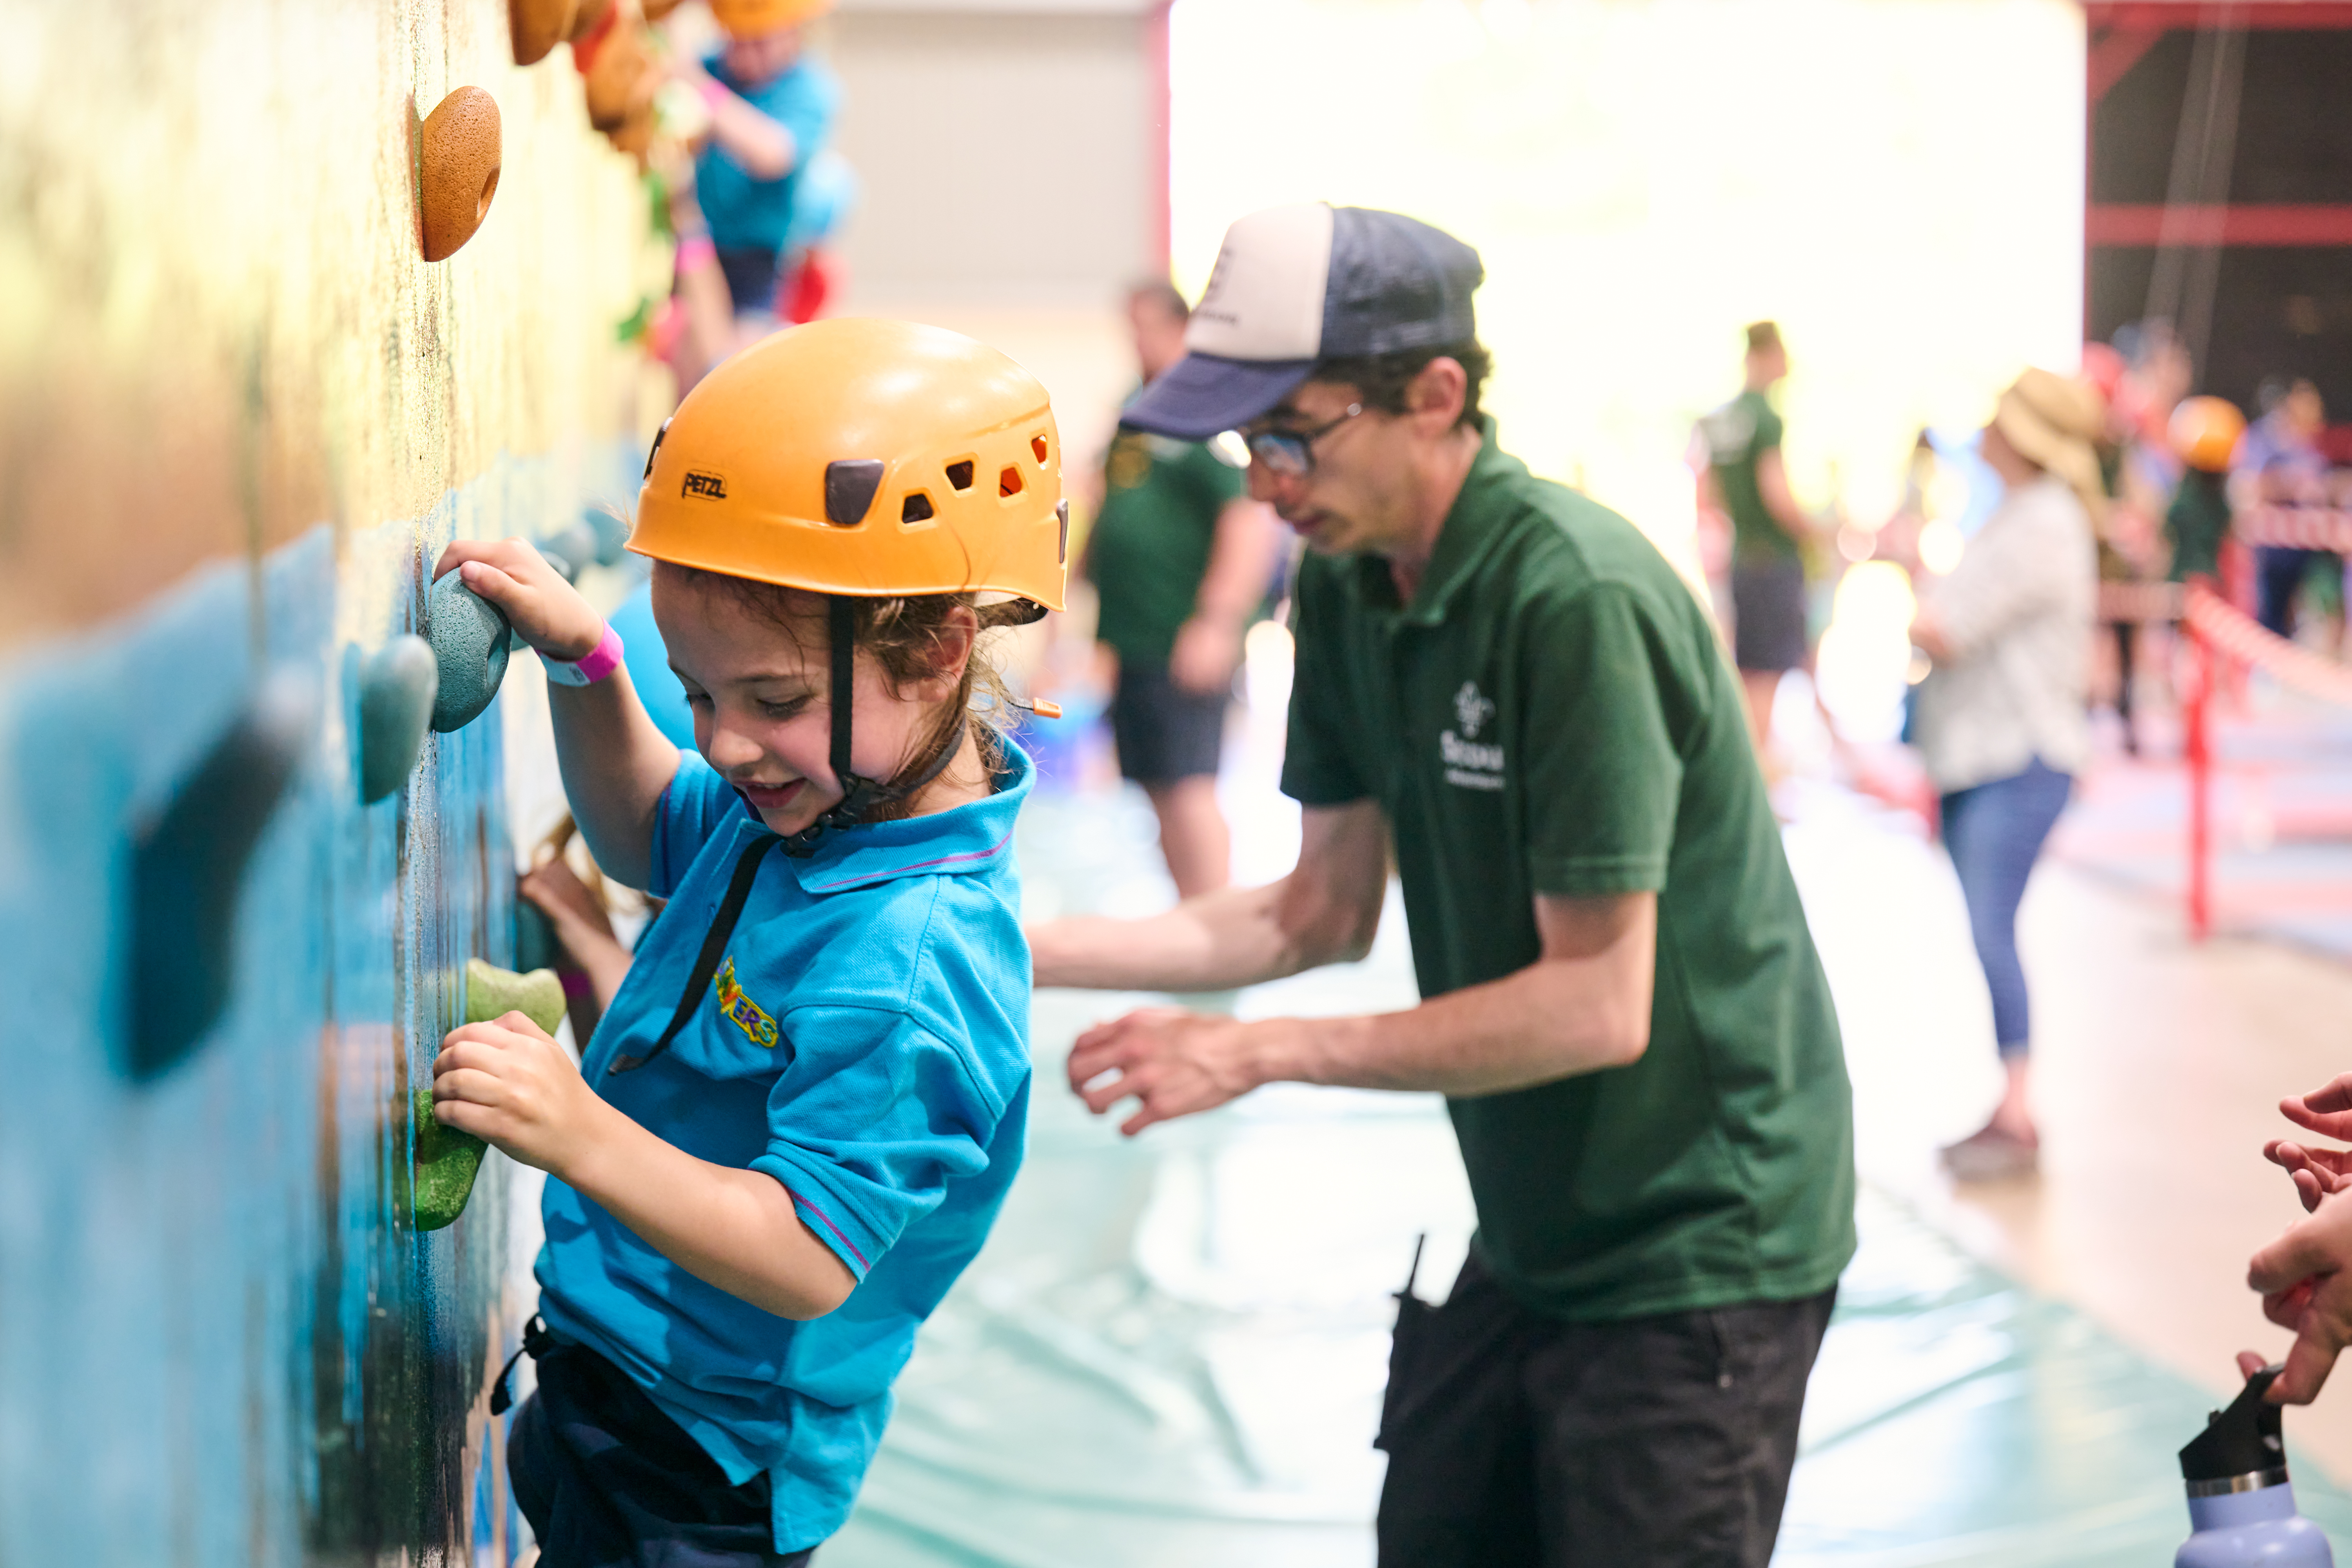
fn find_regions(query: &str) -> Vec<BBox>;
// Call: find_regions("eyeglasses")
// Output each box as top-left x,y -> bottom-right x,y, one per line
1243,403 -> 1365,479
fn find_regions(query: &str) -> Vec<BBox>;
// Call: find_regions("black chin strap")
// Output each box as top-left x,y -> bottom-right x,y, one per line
779,595 -> 966,858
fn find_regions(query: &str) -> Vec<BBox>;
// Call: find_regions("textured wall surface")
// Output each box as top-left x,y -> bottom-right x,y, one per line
0,1 -> 650,1561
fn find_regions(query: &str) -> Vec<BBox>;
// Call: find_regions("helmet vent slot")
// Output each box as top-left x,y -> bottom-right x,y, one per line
998,466 -> 1024,498
1031,435 -> 1050,465
946,459 -> 976,492
901,492 -> 936,524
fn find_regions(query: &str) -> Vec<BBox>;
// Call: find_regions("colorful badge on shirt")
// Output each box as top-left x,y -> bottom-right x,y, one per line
714,957 -> 780,1050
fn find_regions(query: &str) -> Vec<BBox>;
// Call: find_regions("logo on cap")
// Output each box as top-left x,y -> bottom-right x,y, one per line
683,470 -> 729,501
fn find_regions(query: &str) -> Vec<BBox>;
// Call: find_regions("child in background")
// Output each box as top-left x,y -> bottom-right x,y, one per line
428,319 -> 1066,1566
2167,395 -> 2246,587
673,0 -> 842,323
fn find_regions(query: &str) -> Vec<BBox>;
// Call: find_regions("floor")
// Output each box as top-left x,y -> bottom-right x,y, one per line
804,661 -> 2352,1565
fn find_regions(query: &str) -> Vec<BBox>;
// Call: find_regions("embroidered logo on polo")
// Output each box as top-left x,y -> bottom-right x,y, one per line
713,957 -> 779,1050
1441,681 -> 1505,791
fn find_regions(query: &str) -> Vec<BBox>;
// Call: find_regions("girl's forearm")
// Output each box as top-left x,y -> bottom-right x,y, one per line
548,668 -> 682,891
560,1100 -> 857,1320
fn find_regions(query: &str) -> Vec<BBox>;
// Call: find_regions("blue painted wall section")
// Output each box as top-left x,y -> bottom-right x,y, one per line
0,445 -> 636,1564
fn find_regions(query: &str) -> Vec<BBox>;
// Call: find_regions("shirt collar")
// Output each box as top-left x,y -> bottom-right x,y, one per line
1344,418 -> 1529,628
767,739 -> 1033,897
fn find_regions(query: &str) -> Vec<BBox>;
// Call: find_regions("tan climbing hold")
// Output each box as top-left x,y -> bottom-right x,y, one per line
510,0 -> 580,66
419,87 -> 502,263
583,21 -> 658,134
642,0 -> 687,17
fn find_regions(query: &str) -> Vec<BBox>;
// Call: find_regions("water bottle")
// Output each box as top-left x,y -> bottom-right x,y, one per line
2177,1364 -> 2334,1566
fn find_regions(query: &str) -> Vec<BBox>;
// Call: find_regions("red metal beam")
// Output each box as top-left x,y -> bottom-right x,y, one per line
2087,203 -> 2352,245
2085,2 -> 2352,26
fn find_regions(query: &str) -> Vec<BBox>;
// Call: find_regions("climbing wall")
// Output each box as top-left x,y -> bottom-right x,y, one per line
0,2 -> 653,1562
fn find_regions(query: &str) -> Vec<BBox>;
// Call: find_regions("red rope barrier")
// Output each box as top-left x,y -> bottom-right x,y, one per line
2238,505 -> 2352,552
2174,584 -> 2352,940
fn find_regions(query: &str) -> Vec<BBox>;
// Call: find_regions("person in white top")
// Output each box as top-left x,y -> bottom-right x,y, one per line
1909,368 -> 2103,1180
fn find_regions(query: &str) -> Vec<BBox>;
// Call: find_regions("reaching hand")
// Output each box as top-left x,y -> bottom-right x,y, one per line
2247,1191 -> 2352,1404
2266,1140 -> 2352,1213
431,1011 -> 615,1179
1066,1007 -> 1264,1136
432,539 -> 605,662
2282,1073 -> 2352,1145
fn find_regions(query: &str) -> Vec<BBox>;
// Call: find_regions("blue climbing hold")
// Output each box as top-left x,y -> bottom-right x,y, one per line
122,669 -> 314,1081
356,635 -> 437,803
427,571 -> 511,733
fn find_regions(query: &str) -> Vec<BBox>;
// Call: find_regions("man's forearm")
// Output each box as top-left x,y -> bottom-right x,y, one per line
1249,942 -> 1651,1098
1033,881 -> 1335,992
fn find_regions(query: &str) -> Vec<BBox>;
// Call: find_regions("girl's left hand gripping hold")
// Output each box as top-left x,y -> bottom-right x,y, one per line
432,1013 -> 614,1179
434,539 -> 605,662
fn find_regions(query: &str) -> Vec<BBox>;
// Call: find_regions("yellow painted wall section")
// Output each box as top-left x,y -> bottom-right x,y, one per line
0,0 -> 652,646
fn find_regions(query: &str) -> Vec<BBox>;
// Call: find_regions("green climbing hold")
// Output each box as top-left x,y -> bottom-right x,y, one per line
410,958 -> 568,1232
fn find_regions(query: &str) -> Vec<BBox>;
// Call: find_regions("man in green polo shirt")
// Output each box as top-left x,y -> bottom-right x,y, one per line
1029,202 -> 1854,1567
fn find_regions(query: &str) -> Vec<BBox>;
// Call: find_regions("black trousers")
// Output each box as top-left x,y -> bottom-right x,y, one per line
508,1340 -> 815,1568
1375,1250 -> 1834,1568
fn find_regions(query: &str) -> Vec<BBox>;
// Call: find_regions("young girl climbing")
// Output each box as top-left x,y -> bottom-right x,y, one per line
426,318 -> 1067,1567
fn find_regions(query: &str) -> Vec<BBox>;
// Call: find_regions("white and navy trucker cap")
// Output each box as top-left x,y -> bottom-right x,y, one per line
1123,203 -> 1485,442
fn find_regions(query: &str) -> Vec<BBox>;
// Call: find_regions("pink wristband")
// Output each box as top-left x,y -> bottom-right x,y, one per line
697,76 -> 730,111
542,623 -> 625,688
675,233 -> 717,274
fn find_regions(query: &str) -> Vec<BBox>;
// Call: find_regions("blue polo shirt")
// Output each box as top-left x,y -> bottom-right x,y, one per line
695,53 -> 842,256
534,742 -> 1034,1553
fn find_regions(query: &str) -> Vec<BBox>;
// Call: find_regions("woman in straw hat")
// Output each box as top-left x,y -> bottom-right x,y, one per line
1910,368 -> 2104,1180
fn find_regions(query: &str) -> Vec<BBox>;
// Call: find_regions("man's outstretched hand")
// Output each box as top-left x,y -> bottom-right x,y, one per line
2270,1073 -> 2352,1212
1066,1008 -> 1269,1136
2247,1191 -> 2352,1404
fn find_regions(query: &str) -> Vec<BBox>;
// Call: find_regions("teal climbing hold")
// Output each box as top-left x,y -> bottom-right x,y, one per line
426,572 -> 510,733
356,635 -> 437,803
411,957 -> 567,1231
583,506 -> 631,565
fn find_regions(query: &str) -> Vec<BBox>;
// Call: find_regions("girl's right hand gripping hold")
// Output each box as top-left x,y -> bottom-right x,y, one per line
434,539 -> 606,662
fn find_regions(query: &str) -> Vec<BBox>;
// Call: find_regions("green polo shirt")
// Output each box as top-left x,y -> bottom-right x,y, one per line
1088,427 -> 1249,665
1700,388 -> 1797,564
1281,425 -> 1855,1321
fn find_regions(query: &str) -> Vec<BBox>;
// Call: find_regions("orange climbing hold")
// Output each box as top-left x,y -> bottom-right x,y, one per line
418,87 -> 501,263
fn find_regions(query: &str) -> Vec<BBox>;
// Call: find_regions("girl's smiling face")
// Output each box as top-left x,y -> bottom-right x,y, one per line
651,566 -> 970,838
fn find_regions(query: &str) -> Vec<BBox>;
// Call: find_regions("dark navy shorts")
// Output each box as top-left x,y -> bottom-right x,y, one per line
1730,555 -> 1810,674
715,245 -> 782,317
1109,660 -> 1228,784
509,1338 -> 816,1568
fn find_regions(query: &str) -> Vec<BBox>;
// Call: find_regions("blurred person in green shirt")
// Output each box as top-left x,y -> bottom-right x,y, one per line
1085,281 -> 1281,897
1698,321 -> 1816,767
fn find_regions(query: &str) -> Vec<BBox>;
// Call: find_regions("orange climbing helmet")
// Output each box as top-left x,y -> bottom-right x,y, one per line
2170,395 -> 2247,474
706,0 -> 833,38
632,317 -> 1067,613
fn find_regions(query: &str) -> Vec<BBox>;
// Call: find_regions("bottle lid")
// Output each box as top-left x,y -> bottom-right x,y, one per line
2181,1364 -> 2291,1490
